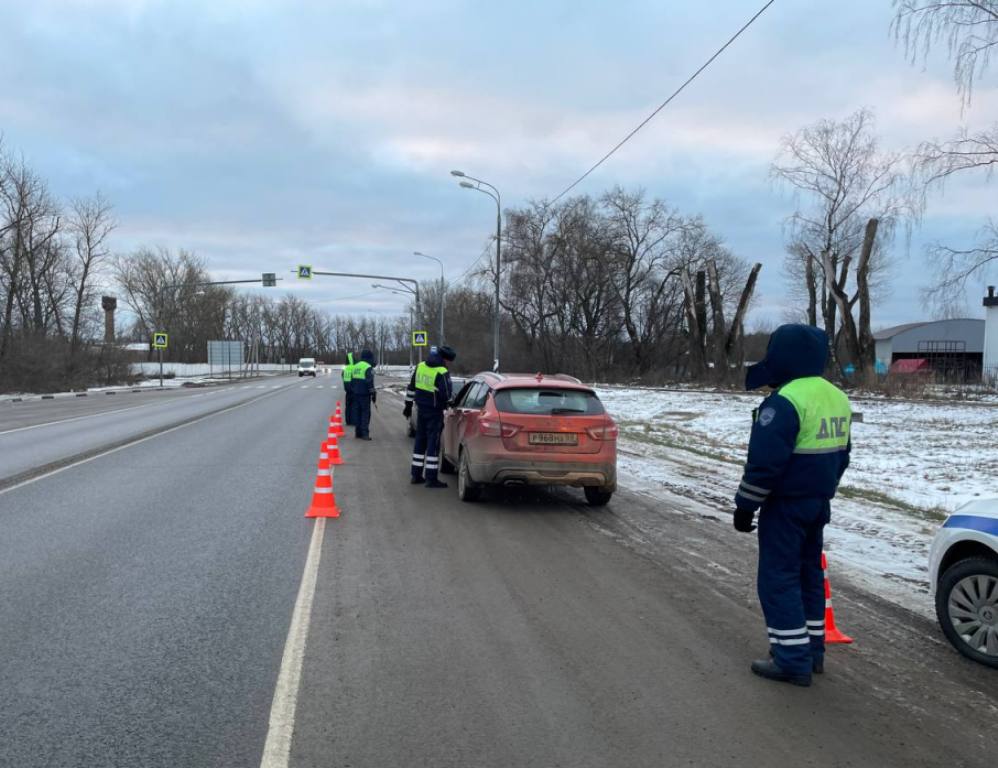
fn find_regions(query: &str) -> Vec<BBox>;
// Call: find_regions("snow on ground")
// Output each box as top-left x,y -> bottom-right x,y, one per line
597,386 -> 998,616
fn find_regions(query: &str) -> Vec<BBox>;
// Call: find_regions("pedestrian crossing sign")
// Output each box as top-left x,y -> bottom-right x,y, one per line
153,332 -> 169,349
412,330 -> 428,347
297,265 -> 313,280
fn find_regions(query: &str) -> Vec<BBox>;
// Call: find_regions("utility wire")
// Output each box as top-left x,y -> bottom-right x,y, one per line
550,0 -> 777,204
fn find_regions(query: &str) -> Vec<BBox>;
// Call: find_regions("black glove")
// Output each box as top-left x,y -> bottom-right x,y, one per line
733,508 -> 757,533
402,402 -> 412,418
371,391 -> 377,404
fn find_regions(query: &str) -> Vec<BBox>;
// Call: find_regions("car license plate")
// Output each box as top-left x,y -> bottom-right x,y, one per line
528,432 -> 578,445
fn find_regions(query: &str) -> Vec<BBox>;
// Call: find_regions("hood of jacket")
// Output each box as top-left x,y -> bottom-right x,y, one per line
745,324 -> 828,390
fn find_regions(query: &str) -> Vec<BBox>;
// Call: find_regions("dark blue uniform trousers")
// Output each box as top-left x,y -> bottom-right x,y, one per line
411,408 -> 444,482
344,390 -> 355,425
354,396 -> 371,438
757,497 -> 830,676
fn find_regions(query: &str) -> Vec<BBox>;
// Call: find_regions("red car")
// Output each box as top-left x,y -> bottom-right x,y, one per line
440,372 -> 618,506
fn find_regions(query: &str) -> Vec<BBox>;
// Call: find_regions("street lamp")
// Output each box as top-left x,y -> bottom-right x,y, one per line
414,251 -> 445,344
452,169 -> 501,372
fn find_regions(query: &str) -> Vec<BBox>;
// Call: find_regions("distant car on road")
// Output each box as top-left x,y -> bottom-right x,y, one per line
440,372 -> 617,506
297,357 -> 317,377
929,499 -> 998,668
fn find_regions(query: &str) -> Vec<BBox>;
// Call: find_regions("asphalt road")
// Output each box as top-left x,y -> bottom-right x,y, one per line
0,375 -> 312,487
0,374 -> 994,767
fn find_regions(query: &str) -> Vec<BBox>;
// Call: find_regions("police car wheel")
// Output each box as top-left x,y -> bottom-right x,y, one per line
936,557 -> 998,669
457,450 -> 481,502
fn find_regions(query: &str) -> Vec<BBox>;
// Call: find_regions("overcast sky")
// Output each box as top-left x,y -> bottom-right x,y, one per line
1,0 -> 995,327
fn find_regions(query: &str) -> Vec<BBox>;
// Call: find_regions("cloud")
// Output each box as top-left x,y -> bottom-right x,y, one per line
0,0 -> 995,331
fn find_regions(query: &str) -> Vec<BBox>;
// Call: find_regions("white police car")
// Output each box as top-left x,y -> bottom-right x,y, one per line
929,499 -> 998,668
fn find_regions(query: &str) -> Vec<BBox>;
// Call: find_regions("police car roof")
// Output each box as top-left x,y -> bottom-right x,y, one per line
474,372 -> 589,390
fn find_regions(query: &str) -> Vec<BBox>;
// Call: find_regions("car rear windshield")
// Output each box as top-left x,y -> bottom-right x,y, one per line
494,388 -> 605,416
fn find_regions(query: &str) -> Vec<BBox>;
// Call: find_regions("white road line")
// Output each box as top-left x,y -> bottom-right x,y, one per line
0,402 -> 157,436
259,517 -> 326,768
0,385 -> 291,497
0,386 -> 243,437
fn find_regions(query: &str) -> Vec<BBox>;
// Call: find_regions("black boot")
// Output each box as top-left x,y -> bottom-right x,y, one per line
410,476 -> 425,485
769,648 -> 823,674
425,479 -> 448,489
751,659 -> 812,687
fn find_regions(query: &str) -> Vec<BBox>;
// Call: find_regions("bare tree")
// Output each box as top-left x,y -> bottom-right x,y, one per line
772,109 -> 911,373
892,0 -> 998,107
893,2 -> 998,308
68,194 -> 115,357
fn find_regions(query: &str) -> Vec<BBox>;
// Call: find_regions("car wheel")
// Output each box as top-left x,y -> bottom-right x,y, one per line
457,450 -> 481,502
936,557 -> 998,668
584,487 -> 613,507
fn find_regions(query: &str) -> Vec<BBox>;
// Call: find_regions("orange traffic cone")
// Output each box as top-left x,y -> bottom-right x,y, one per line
326,434 -> 343,466
305,465 -> 340,518
822,552 -> 852,644
330,414 -> 345,437
317,442 -> 330,470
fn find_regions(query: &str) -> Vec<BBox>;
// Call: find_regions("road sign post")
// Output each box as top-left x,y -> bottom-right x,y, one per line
152,333 -> 169,387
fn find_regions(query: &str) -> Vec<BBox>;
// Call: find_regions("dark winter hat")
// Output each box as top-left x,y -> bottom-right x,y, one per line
745,324 -> 828,391
438,345 -> 457,362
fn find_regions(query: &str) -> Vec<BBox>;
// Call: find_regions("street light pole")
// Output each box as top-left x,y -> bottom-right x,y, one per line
452,170 -> 501,371
414,251 -> 445,344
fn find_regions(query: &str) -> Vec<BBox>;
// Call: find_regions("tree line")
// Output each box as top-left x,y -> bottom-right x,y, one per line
0,140 -> 121,392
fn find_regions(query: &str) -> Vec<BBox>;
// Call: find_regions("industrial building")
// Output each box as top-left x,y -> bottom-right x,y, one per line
874,317 -> 985,381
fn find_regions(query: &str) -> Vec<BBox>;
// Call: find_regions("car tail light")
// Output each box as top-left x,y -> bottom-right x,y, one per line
586,423 -> 619,440
479,418 -> 520,438
479,418 -> 501,437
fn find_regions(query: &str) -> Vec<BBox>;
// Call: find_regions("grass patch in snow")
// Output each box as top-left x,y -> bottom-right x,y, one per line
618,421 -> 739,466
836,485 -> 948,523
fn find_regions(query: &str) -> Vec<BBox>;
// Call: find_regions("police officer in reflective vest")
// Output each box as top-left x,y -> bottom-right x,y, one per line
342,351 -> 356,426
403,345 -> 456,488
734,324 -> 851,687
350,349 -> 376,440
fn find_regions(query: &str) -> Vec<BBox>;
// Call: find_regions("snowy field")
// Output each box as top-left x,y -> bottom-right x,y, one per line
597,386 -> 998,616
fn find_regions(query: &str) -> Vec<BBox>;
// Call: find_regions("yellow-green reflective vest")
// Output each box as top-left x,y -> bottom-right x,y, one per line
342,353 -> 355,382
777,376 -> 851,455
353,360 -> 372,382
415,362 -> 447,393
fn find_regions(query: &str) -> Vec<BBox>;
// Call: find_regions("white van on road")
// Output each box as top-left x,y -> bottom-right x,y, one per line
297,357 -> 317,377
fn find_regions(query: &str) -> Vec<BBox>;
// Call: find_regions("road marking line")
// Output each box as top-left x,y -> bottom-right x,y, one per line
0,383 -> 255,436
0,385 -> 292,496
259,517 -> 326,768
